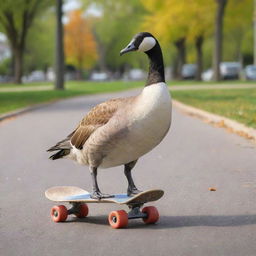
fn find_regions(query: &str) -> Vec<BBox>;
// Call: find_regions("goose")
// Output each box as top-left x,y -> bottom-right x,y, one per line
47,32 -> 172,199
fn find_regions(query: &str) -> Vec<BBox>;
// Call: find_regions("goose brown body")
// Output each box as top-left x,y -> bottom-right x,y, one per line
68,82 -> 171,168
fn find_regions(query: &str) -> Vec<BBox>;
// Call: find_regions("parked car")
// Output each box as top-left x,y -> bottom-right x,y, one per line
128,69 -> 146,80
0,75 -> 13,82
220,62 -> 241,80
244,65 -> 256,80
202,62 -> 242,81
26,70 -> 46,82
202,69 -> 213,81
90,72 -> 109,81
181,64 -> 197,79
123,69 -> 146,81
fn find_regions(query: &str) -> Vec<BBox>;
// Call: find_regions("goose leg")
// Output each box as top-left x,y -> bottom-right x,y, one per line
89,166 -> 113,199
124,160 -> 142,196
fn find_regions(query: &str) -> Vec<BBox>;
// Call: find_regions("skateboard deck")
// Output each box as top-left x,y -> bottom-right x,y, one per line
45,186 -> 164,205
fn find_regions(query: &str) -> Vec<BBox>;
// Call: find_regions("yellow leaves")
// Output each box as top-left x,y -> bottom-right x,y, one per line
141,0 -> 215,43
64,9 -> 98,69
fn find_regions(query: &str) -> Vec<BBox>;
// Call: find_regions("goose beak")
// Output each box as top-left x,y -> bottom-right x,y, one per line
120,43 -> 137,56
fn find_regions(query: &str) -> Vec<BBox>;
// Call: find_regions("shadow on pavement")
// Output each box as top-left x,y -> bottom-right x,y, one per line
60,214 -> 256,229
65,215 -> 109,226
153,214 -> 256,229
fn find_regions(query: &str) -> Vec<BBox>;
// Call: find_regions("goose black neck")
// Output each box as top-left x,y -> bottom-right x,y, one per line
145,42 -> 165,86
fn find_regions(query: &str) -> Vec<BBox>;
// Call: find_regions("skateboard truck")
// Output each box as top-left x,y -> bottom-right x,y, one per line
67,203 -> 84,215
127,203 -> 147,220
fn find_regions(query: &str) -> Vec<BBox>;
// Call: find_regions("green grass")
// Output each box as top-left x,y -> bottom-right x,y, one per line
0,79 -> 254,89
172,88 -> 256,128
168,80 -> 256,86
1,81 -> 256,129
0,81 -> 143,115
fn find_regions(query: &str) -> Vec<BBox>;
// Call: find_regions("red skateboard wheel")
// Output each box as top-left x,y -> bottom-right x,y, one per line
51,205 -> 68,222
142,206 -> 159,224
108,210 -> 128,229
75,203 -> 89,218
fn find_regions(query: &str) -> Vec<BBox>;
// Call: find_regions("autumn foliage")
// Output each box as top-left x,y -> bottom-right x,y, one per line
64,10 -> 97,75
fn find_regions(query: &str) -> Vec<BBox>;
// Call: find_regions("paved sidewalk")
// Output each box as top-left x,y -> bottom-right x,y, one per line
1,89 -> 256,256
0,85 -> 52,92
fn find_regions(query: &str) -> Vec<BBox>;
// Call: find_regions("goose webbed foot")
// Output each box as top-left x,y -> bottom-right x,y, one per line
127,187 -> 143,197
90,190 -> 114,199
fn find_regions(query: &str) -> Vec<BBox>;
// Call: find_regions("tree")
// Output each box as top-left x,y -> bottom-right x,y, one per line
142,0 -> 214,80
0,0 -> 52,84
142,0 -> 189,79
90,0 -> 147,73
64,9 -> 97,79
55,0 -> 64,89
254,0 -> 256,65
24,10 -> 55,76
213,0 -> 228,81
224,0 -> 253,64
185,0 -> 214,80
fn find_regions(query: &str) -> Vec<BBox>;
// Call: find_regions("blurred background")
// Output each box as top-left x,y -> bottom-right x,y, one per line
0,0 -> 255,129
0,0 -> 255,85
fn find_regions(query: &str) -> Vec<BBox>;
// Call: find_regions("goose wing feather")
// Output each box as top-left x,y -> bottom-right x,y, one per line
70,98 -> 127,149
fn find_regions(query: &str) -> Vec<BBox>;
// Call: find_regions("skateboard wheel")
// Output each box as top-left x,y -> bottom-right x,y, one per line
142,206 -> 159,224
51,205 -> 68,222
108,210 -> 128,229
75,203 -> 89,218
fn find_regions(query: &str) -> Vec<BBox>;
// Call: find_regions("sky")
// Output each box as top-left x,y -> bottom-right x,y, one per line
63,0 -> 102,17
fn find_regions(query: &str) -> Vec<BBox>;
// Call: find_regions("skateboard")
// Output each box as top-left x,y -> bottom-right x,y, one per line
45,186 -> 164,229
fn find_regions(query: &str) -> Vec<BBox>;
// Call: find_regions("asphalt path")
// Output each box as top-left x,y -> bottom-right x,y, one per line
1,89 -> 256,256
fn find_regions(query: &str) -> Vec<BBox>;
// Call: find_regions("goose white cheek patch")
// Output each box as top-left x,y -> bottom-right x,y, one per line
138,37 -> 156,52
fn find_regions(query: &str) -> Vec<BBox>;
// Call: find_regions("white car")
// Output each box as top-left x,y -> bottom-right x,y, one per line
220,62 -> 241,79
181,64 -> 197,79
90,72 -> 109,81
202,69 -> 213,81
202,62 -> 242,81
244,65 -> 256,80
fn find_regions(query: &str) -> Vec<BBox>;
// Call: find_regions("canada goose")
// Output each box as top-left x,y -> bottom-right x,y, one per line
47,32 -> 172,199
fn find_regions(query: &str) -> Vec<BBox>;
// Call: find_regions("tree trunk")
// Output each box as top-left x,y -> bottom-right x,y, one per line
254,0 -> 256,65
195,35 -> 204,81
13,47 -> 23,84
213,0 -> 227,81
174,38 -> 186,80
172,55 -> 178,80
55,0 -> 65,90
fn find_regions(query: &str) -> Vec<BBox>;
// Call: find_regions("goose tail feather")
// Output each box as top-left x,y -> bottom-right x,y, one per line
47,138 -> 72,160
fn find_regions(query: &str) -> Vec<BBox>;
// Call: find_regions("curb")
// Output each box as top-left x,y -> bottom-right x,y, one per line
0,88 -> 141,123
172,99 -> 256,143
0,102 -> 53,123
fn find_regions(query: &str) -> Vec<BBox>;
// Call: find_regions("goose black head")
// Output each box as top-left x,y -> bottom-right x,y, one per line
120,32 -> 157,56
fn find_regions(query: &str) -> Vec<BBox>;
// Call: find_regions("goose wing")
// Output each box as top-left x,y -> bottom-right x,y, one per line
70,98 -> 126,149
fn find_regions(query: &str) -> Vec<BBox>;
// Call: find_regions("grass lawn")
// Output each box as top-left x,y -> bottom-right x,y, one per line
1,80 -> 256,130
171,88 -> 256,129
168,80 -> 256,87
0,81 -> 143,115
0,79 -> 255,89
